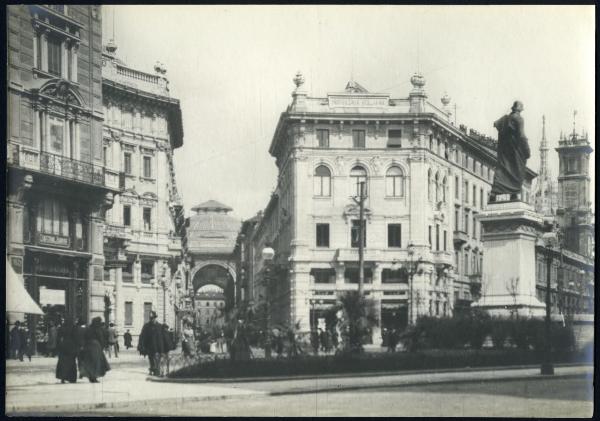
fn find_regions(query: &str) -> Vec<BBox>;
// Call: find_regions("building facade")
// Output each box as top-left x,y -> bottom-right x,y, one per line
100,41 -> 185,340
7,5 -> 120,344
239,72 -> 537,342
194,290 -> 226,330
533,123 -> 594,318
183,201 -> 241,311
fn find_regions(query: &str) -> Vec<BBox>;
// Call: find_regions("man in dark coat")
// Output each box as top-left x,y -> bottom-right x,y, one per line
137,311 -> 165,376
490,101 -> 531,202
79,317 -> 111,383
56,318 -> 79,383
10,321 -> 21,359
123,330 -> 133,349
47,321 -> 58,357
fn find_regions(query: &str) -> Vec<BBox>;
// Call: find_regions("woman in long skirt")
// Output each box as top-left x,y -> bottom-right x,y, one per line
78,317 -> 110,383
55,318 -> 79,383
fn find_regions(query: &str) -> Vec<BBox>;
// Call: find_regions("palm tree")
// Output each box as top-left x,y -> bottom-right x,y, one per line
335,291 -> 379,354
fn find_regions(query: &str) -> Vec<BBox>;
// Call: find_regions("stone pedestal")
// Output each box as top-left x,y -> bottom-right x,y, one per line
472,201 -> 546,317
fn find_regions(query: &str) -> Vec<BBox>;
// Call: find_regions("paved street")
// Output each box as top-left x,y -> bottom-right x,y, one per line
15,376 -> 594,417
5,349 -> 593,417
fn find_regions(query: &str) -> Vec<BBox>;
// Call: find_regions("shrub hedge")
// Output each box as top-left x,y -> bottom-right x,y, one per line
169,348 -> 588,379
403,313 -> 576,353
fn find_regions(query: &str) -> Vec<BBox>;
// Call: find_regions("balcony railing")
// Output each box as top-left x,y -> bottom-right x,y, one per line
116,64 -> 160,85
8,143 -> 123,191
104,224 -> 132,240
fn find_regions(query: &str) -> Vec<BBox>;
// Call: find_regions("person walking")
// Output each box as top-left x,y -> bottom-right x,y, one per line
106,323 -> 119,358
123,330 -> 133,350
160,324 -> 175,377
78,317 -> 110,383
388,328 -> 398,353
55,318 -> 79,383
47,321 -> 58,358
137,311 -> 164,376
181,323 -> 195,360
10,321 -> 22,359
19,326 -> 34,362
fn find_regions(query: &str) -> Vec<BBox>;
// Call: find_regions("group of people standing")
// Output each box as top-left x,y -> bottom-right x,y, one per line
54,317 -> 111,384
310,328 -> 337,355
8,321 -> 34,361
137,311 -> 176,377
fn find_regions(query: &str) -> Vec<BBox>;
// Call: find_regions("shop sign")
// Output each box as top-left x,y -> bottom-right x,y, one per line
38,233 -> 70,248
37,259 -> 71,277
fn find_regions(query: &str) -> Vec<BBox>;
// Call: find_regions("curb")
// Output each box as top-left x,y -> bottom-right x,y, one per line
6,367 -> 592,414
268,372 -> 592,397
149,362 -> 591,384
6,391 -> 269,414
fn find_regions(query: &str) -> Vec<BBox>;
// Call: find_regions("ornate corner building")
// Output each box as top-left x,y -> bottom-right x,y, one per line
100,41 -> 185,339
6,5 -> 120,336
532,121 -> 594,317
237,72 -> 538,342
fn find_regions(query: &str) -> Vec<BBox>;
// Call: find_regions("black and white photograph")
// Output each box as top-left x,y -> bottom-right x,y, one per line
4,4 -> 594,417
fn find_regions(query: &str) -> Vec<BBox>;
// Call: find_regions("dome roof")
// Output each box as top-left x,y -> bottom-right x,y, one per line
187,201 -> 240,255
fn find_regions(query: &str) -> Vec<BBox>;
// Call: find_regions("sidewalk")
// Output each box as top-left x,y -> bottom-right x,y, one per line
5,353 -> 593,414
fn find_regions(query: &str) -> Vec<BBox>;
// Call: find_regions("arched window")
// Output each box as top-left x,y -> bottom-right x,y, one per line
442,176 -> 448,202
435,172 -> 441,203
386,166 -> 404,197
350,166 -> 368,196
313,165 -> 331,197
428,169 -> 433,201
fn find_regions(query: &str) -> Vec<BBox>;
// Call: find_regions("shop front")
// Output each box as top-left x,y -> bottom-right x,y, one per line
23,250 -> 89,353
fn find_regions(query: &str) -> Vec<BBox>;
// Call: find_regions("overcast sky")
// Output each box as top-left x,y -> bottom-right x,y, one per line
103,5 -> 595,220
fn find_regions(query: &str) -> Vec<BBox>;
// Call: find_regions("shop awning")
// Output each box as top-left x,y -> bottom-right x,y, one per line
6,258 -> 44,315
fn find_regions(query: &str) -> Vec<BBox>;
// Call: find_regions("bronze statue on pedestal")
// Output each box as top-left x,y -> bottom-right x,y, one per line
490,101 -> 531,202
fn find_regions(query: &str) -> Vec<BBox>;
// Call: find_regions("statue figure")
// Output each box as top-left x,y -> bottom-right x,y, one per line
490,101 -> 531,202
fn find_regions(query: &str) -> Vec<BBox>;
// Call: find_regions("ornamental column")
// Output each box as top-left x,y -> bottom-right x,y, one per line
87,193 -> 113,322
6,174 -> 34,276
290,262 -> 311,334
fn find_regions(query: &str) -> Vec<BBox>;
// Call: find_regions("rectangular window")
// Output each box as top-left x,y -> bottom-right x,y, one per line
141,261 -> 154,284
47,36 -> 62,76
428,225 -> 432,248
122,261 -> 133,283
435,224 -> 440,251
124,152 -> 132,175
443,230 -> 447,251
464,252 -> 469,276
103,146 -> 108,166
387,129 -> 402,148
143,156 -> 152,178
124,301 -> 133,326
473,216 -> 477,240
48,116 -> 65,155
143,302 -> 153,324
351,220 -> 366,248
123,205 -> 131,227
455,176 -> 459,199
454,209 -> 459,231
316,129 -> 329,148
311,269 -> 335,284
143,207 -> 152,231
387,224 -> 402,248
464,212 -> 469,235
464,181 -> 469,203
473,185 -> 477,207
352,130 -> 366,148
480,188 -> 484,210
38,198 -> 69,236
316,223 -> 330,248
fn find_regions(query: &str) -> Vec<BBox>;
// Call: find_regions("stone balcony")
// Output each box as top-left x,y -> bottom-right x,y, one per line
8,142 -> 123,192
104,223 -> 132,240
453,230 -> 468,246
102,58 -> 169,97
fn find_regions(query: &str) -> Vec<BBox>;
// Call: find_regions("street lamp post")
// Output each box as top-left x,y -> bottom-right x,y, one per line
262,245 -> 275,359
406,243 -> 423,325
160,261 -> 169,324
